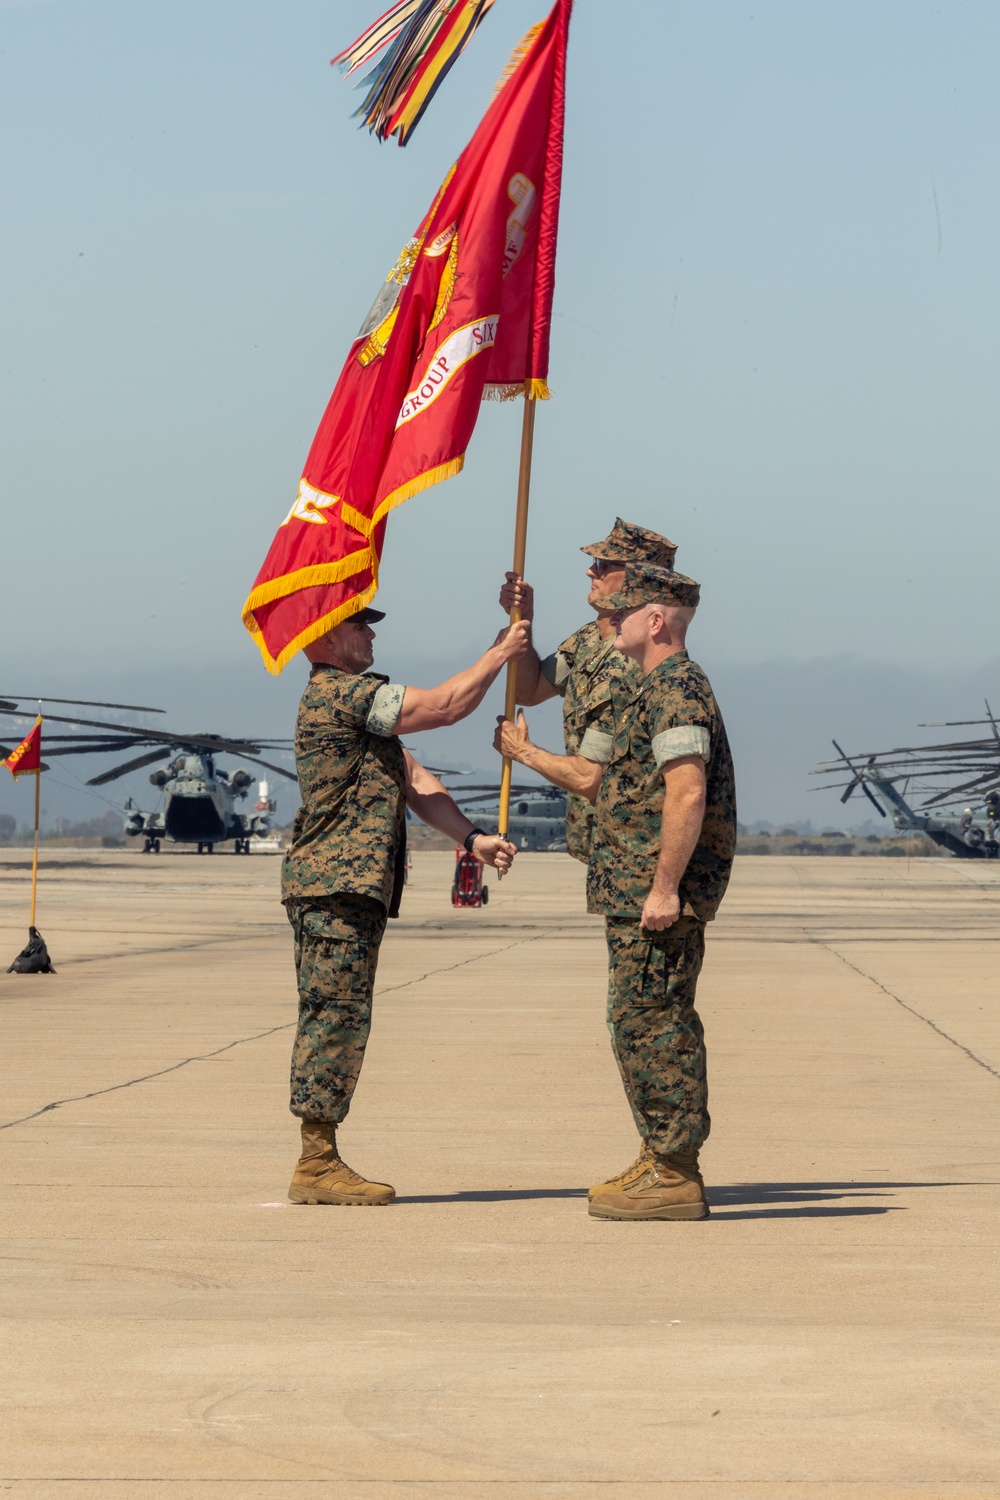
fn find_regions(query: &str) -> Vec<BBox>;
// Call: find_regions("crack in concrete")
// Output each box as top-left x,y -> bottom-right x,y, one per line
0,1024 -> 295,1132
0,931 -> 553,1132
812,938 -> 1000,1083
376,930 -> 553,999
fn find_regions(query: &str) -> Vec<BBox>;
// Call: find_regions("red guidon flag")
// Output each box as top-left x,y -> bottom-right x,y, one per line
243,0 -> 571,673
3,718 -> 42,778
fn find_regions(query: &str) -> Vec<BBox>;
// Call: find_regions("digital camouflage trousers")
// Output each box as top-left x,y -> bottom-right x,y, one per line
286,894 -> 387,1125
605,915 -> 710,1157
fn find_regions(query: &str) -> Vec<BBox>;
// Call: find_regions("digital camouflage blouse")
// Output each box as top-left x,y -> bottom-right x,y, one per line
587,650 -> 736,922
282,666 -> 407,916
540,621 -> 642,862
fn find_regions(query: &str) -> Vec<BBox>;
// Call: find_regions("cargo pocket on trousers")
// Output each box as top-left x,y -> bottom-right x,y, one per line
636,932 -> 697,1010
299,911 -> 373,1001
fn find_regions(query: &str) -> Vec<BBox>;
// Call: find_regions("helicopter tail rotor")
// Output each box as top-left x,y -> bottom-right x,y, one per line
831,741 -> 886,818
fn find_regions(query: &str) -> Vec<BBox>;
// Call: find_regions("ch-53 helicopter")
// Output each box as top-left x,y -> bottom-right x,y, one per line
813,702 -> 1000,859
442,781 -> 568,851
0,695 -> 296,855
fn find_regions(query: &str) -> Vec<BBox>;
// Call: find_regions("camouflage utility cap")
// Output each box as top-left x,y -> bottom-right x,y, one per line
581,518 -> 677,570
606,563 -> 701,611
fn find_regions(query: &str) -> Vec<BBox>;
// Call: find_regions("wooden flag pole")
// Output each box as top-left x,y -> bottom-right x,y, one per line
497,392 -> 537,868
29,768 -> 40,929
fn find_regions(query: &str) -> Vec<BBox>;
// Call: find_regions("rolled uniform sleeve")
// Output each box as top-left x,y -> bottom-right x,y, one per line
539,648 -> 572,697
578,725 -> 615,764
587,651 -> 736,923
365,682 -> 405,737
652,725 -> 711,768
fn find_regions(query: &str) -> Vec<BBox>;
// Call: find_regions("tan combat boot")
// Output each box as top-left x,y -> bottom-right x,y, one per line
587,1140 -> 654,1200
288,1120 -> 395,1206
588,1148 -> 708,1221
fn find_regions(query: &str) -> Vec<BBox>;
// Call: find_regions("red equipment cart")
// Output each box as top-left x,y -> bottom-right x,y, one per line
451,846 -> 489,908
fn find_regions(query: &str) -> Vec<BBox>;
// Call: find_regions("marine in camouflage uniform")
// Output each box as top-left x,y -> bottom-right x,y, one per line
283,605 -> 523,1207
539,622 -> 642,861
283,657 -> 407,1132
499,519 -> 677,861
586,564 -> 736,1221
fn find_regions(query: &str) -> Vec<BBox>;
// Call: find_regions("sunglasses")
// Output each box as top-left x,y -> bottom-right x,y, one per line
590,558 -> 620,577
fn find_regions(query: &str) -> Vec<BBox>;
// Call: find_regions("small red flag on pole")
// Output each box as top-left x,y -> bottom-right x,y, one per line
243,0 -> 571,674
3,716 -> 56,973
3,718 -> 42,778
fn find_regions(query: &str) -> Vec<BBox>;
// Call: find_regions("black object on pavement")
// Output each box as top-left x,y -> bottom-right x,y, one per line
7,926 -> 56,974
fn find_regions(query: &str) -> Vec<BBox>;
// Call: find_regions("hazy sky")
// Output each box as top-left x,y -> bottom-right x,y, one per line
3,0 -> 999,830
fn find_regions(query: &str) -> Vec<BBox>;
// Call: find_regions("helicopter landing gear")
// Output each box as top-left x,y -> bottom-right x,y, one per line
142,837 -> 161,855
234,838 -> 251,855
197,841 -> 215,855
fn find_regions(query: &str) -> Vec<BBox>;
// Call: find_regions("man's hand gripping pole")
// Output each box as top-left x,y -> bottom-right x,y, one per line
497,393 -> 536,877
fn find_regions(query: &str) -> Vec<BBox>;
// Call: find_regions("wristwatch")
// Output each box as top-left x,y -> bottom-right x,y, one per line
463,827 -> 486,853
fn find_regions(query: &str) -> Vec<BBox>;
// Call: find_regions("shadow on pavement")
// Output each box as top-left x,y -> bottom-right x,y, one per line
707,1179 -> 976,1219
397,1180 -> 977,1212
713,1180 -> 967,1201
710,1204 -> 904,1219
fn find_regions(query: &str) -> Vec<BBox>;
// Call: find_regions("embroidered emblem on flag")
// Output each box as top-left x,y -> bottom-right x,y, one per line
396,317 -> 499,427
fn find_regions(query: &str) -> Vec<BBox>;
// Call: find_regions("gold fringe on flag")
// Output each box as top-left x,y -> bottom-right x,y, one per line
492,21 -> 546,99
482,379 -> 552,402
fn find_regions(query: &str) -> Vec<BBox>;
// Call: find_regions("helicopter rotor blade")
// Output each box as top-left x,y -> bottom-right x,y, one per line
31,733 -> 159,743
453,788 -> 542,806
179,731 -> 267,757
0,707 -> 269,757
918,706 -> 1000,736
0,707 -> 179,738
817,735 -> 1000,763
86,749 -> 173,786
233,753 -> 298,782
891,737 -> 997,755
918,769 -> 1000,808
860,781 -> 886,817
457,785 -> 543,795
812,766 -> 975,785
921,785 -> 1000,810
399,750 -> 469,776
0,695 -> 165,714
985,698 -> 1000,744
39,739 -> 152,758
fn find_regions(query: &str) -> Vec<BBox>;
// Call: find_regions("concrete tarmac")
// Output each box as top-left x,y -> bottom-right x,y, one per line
0,849 -> 998,1499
